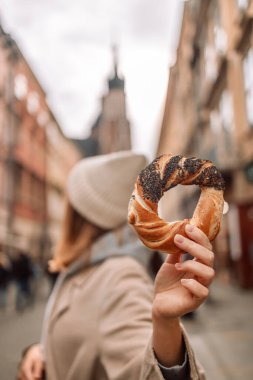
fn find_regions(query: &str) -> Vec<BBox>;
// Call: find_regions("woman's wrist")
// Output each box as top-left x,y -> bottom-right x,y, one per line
152,309 -> 184,367
152,299 -> 179,323
152,292 -> 182,322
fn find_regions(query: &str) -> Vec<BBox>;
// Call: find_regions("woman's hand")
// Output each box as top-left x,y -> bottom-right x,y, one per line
17,344 -> 44,380
152,224 -> 215,367
153,224 -> 215,320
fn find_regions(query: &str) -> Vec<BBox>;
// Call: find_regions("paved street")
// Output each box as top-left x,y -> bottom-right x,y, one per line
0,278 -> 252,380
183,279 -> 253,380
0,279 -> 49,380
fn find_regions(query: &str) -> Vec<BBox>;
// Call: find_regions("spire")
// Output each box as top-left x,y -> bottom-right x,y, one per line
108,44 -> 124,90
112,44 -> 118,77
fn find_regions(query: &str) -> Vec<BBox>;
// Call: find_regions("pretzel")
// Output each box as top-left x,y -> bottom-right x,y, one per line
128,154 -> 225,254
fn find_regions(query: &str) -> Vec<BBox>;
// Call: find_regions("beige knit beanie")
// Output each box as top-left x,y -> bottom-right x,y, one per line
67,151 -> 147,230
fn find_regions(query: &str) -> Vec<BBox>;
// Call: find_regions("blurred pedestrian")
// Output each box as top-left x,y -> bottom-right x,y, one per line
0,249 -> 11,310
12,251 -> 34,311
18,151 -> 214,380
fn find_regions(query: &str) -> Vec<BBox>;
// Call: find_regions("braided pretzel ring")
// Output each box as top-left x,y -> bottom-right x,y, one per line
128,154 -> 225,254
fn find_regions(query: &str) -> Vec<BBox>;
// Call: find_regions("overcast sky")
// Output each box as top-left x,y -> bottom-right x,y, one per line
0,0 -> 183,158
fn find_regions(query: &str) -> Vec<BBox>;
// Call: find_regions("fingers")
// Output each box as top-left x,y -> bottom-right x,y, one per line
19,364 -> 42,380
33,359 -> 44,379
17,344 -> 43,380
181,278 -> 209,299
174,225 -> 215,306
175,260 -> 215,286
174,230 -> 214,267
18,364 -> 33,380
185,224 -> 213,251
21,364 -> 33,380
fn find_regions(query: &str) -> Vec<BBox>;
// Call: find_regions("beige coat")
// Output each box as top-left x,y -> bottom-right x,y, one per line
44,256 -> 205,380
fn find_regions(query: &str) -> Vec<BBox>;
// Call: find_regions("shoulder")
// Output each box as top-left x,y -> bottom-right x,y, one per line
92,256 -> 154,304
97,257 -> 154,320
73,256 -> 154,304
99,256 -> 152,286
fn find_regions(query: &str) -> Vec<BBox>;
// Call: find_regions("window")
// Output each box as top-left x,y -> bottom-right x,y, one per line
219,90 -> 234,132
214,25 -> 227,54
189,0 -> 201,14
203,1 -> 227,81
209,88 -> 235,164
210,89 -> 234,134
14,74 -> 28,99
243,48 -> 253,128
212,3 -> 227,54
204,46 -> 218,81
27,91 -> 40,114
236,0 -> 249,11
210,109 -> 220,134
37,110 -> 49,127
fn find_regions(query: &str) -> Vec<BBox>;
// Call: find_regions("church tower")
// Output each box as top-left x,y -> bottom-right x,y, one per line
97,45 -> 131,154
73,46 -> 131,157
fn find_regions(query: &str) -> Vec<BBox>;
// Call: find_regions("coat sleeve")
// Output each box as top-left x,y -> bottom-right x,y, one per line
98,257 -> 206,380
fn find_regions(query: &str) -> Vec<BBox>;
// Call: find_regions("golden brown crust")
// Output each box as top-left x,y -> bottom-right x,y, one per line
128,154 -> 225,254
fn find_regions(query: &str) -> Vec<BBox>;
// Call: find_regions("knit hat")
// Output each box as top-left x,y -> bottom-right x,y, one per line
67,151 -> 147,230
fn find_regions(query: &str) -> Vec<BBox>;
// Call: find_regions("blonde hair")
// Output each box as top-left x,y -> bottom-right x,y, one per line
49,199 -> 107,272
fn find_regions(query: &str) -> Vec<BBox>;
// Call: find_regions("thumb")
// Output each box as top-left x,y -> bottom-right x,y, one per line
166,252 -> 182,265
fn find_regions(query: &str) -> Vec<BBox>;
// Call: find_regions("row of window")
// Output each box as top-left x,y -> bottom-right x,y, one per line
193,1 -> 253,136
14,163 -> 46,213
186,0 -> 253,165
208,47 -> 253,138
14,74 -> 49,127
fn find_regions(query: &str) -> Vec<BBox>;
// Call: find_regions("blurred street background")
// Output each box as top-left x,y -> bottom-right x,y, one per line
0,0 -> 253,379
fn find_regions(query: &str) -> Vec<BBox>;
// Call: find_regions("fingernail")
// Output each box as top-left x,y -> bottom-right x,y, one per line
175,234 -> 184,243
181,279 -> 188,284
186,224 -> 194,233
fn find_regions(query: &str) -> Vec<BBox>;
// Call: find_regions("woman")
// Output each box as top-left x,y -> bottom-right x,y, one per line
18,151 -> 214,380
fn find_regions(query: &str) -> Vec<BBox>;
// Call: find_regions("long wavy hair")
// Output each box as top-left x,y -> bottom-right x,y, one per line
49,199 -> 107,272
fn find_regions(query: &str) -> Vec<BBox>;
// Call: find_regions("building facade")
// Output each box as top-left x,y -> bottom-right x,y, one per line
0,26 -> 80,260
157,0 -> 253,288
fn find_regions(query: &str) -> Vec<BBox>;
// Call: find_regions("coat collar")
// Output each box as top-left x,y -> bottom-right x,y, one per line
72,225 -> 154,287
